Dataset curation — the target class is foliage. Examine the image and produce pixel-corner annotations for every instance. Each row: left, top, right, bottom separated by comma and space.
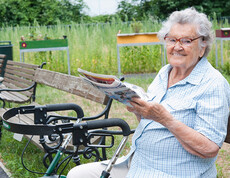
0, 0, 86, 27
121, 46, 162, 74
149, 0, 230, 20
221, 62, 230, 76
84, 14, 117, 23
0, 0, 230, 27
130, 19, 143, 33
117, 0, 230, 22
117, 0, 138, 21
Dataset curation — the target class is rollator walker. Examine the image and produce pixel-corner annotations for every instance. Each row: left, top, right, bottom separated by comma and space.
2, 103, 132, 178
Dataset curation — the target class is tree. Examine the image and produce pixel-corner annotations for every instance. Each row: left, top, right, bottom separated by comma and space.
117, 0, 138, 21
57, 0, 86, 24
117, 0, 230, 21
0, 0, 86, 27
149, 0, 230, 19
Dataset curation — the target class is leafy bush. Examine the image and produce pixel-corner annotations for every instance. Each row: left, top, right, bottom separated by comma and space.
221, 62, 230, 75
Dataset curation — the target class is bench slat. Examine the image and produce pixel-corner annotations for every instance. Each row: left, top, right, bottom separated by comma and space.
5, 67, 35, 80
3, 77, 33, 90
0, 55, 6, 77
0, 57, 5, 75
8, 91, 30, 101
0, 91, 29, 103
6, 64, 37, 75
34, 68, 109, 105
7, 60, 39, 69
4, 73, 34, 86
0, 82, 32, 97
0, 54, 6, 59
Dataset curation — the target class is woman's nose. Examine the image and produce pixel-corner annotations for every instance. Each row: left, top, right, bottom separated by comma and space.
173, 41, 183, 50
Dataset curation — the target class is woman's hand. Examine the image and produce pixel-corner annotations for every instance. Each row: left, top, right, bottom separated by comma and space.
127, 97, 173, 125
126, 103, 141, 122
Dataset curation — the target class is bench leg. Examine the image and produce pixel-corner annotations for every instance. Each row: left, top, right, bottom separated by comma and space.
0, 98, 5, 108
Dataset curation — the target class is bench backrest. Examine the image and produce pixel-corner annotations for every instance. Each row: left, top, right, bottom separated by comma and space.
0, 54, 6, 76
34, 68, 109, 105
2, 60, 40, 100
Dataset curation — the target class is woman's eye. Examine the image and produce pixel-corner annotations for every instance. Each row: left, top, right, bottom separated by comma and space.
182, 39, 192, 44
169, 38, 176, 42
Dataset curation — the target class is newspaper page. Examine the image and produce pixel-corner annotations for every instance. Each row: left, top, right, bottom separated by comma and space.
78, 68, 148, 107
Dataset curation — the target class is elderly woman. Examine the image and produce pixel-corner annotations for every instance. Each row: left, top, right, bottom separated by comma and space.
67, 7, 230, 178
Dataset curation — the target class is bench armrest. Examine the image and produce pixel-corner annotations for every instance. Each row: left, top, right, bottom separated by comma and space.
0, 82, 36, 92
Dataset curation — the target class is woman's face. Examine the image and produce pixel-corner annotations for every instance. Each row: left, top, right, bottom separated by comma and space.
166, 23, 206, 71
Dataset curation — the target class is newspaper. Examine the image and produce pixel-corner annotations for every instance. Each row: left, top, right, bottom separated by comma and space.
78, 68, 148, 107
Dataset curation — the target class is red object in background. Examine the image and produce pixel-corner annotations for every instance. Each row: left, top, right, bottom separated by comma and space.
21, 42, 27, 48
216, 28, 230, 38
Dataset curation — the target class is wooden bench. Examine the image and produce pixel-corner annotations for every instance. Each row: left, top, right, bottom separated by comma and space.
0, 67, 112, 161
0, 54, 6, 81
0, 60, 44, 107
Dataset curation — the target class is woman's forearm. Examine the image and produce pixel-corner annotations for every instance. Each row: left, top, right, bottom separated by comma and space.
162, 118, 219, 158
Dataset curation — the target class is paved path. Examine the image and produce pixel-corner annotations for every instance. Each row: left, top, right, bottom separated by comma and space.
0, 161, 10, 178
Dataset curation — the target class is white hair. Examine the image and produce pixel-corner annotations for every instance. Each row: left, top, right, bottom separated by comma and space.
157, 7, 214, 57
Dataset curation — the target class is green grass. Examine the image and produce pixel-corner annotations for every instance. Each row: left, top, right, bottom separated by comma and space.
0, 130, 47, 177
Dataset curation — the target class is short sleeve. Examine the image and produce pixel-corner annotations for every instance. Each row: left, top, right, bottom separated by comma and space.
195, 77, 230, 147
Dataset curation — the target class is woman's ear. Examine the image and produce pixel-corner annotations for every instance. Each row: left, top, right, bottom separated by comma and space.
199, 42, 207, 58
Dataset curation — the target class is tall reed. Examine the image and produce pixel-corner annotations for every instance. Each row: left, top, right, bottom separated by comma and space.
0, 16, 229, 75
